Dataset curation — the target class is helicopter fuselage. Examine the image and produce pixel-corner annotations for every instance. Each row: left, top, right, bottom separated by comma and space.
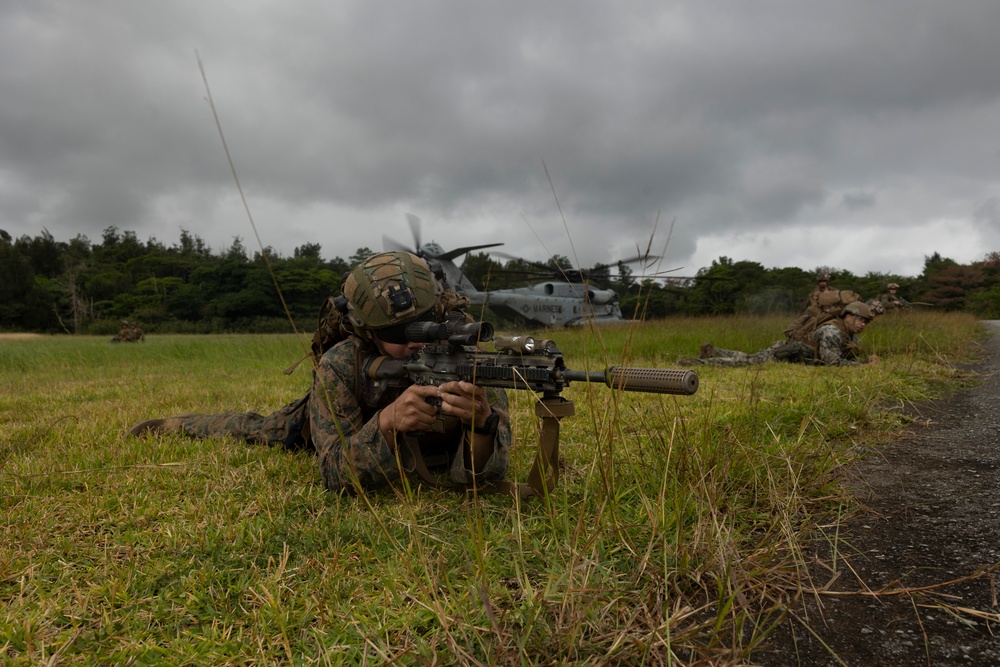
393, 224, 631, 328
466, 282, 624, 327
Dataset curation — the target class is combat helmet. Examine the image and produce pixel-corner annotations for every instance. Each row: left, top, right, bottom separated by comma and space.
816, 271, 831, 283
887, 282, 899, 290
340, 251, 437, 340
841, 301, 873, 320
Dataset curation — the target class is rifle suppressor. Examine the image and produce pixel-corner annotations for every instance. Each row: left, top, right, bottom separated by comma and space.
563, 367, 699, 395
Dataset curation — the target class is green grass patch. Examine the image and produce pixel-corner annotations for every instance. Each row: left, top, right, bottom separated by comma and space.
0, 312, 983, 664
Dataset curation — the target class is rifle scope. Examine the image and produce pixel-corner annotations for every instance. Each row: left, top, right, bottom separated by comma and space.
404, 320, 495, 346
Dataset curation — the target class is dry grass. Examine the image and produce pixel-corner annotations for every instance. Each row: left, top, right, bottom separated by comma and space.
0, 333, 45, 341
0, 312, 983, 665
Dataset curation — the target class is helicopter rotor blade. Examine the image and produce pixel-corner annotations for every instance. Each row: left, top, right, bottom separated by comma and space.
405, 213, 422, 252
489, 250, 662, 273
382, 234, 416, 255
488, 251, 550, 269
384, 215, 504, 264
436, 243, 505, 262
616, 253, 662, 266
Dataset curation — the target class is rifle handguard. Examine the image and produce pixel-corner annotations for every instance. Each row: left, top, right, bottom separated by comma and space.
564, 367, 699, 395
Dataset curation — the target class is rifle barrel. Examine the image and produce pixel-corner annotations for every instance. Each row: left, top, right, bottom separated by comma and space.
563, 367, 699, 395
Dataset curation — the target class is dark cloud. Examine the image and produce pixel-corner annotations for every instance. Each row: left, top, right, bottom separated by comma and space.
842, 192, 877, 211
2, 0, 999, 276
974, 198, 1000, 228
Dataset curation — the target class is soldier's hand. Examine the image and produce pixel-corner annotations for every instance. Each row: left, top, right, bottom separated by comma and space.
866, 354, 880, 365
380, 385, 440, 433
437, 381, 492, 428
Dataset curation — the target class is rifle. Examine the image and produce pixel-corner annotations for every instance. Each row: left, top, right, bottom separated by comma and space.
361, 319, 699, 499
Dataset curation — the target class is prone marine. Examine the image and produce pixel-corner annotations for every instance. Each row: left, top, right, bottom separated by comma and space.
694, 301, 878, 367
129, 251, 510, 494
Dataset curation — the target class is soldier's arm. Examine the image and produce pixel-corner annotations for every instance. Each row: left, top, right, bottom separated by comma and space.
440, 385, 511, 484
309, 343, 404, 493
481, 388, 512, 479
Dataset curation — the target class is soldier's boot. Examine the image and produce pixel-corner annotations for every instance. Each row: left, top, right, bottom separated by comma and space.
699, 342, 716, 359
128, 415, 193, 437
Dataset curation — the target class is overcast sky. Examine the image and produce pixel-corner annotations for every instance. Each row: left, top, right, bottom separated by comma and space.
3, 1, 1000, 279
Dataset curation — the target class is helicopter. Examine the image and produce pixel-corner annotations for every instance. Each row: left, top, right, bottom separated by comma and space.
383, 215, 658, 327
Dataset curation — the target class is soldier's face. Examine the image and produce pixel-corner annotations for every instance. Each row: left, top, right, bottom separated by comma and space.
373, 335, 424, 359
846, 314, 870, 334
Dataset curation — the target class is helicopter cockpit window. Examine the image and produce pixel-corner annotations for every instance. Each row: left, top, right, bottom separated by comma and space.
545, 283, 554, 295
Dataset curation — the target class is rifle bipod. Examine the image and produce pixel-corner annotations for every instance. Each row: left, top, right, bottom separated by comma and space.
522, 393, 574, 499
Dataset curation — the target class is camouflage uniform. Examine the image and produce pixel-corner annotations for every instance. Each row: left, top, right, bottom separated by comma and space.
877, 290, 909, 310
112, 320, 145, 343
164, 336, 511, 493
811, 321, 864, 366
698, 319, 865, 367
696, 339, 812, 366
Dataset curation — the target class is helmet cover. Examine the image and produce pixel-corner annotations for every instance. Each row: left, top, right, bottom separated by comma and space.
342, 252, 436, 330
841, 301, 873, 319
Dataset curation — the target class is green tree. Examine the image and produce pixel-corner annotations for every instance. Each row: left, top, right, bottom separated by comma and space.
294, 243, 323, 261
921, 264, 984, 310
0, 231, 41, 329
686, 257, 767, 315
348, 247, 375, 266
460, 252, 505, 291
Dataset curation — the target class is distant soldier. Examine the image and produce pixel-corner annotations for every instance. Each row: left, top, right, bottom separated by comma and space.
695, 301, 878, 367
807, 272, 834, 314
782, 273, 842, 339
112, 320, 144, 343
877, 283, 909, 311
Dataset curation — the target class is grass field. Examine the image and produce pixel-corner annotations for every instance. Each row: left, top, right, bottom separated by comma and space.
0, 312, 983, 665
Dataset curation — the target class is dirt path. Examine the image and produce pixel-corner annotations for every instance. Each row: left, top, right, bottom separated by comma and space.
753, 321, 1000, 666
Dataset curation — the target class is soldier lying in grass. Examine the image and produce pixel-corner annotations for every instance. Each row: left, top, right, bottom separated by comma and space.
692, 301, 879, 367
130, 251, 511, 494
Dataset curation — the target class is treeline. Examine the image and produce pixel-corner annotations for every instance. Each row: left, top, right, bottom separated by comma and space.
0, 227, 364, 335
460, 250, 1000, 321
3, 226, 1000, 334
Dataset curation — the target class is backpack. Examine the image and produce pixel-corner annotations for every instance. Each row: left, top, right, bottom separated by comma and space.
784, 289, 861, 343
282, 296, 348, 375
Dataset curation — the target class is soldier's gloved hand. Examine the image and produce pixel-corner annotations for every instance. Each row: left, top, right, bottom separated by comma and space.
380, 385, 440, 434
866, 354, 880, 365
437, 381, 492, 429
